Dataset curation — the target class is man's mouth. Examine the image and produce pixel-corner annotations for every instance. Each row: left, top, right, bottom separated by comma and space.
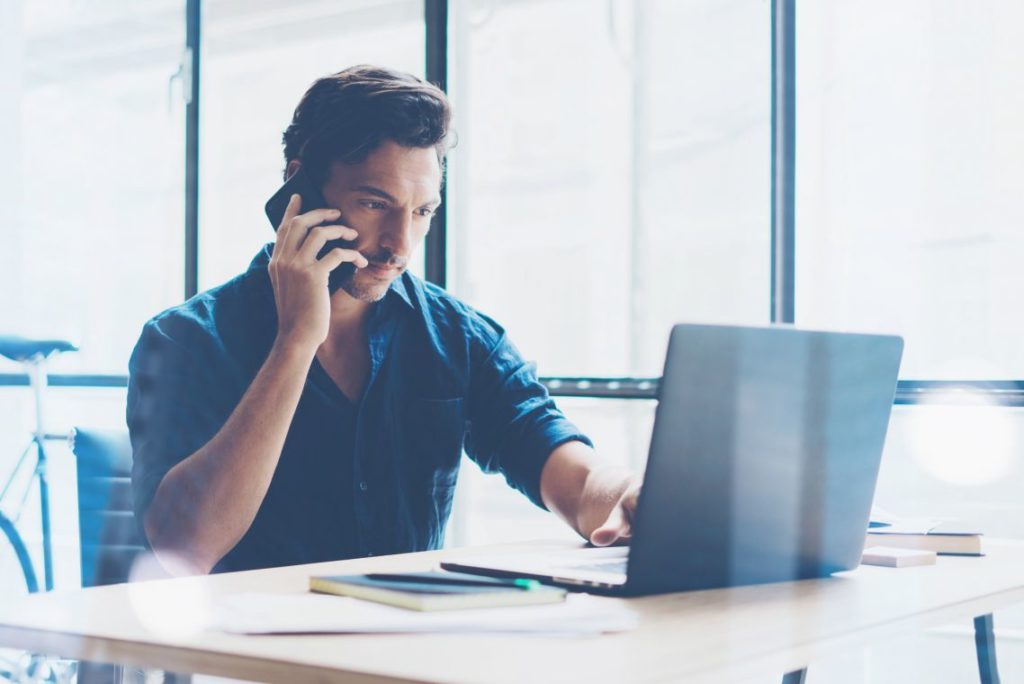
365, 262, 400, 277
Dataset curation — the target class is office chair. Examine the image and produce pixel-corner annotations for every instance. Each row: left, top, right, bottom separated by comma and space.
69, 427, 147, 587
69, 428, 156, 684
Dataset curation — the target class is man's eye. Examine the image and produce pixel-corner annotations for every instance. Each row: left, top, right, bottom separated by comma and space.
416, 207, 437, 217
361, 200, 387, 210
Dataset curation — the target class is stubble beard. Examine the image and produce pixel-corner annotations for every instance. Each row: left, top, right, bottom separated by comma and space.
334, 269, 391, 303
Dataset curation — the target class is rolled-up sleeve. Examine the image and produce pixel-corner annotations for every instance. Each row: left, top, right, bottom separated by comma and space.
126, 318, 231, 541
463, 316, 593, 510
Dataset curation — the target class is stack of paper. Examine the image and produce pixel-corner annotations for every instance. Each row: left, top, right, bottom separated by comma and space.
211, 592, 638, 636
861, 546, 937, 568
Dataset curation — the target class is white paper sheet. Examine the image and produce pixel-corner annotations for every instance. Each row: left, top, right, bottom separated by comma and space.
210, 592, 638, 636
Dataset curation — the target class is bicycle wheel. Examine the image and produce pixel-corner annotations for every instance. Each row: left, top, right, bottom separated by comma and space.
0, 512, 39, 594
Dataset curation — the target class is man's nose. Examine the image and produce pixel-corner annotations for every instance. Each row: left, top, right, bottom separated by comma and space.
380, 211, 414, 257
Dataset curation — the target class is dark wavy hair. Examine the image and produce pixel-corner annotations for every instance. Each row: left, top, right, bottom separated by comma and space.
282, 65, 453, 186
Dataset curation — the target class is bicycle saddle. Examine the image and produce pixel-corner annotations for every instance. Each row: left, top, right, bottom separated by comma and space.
0, 336, 79, 362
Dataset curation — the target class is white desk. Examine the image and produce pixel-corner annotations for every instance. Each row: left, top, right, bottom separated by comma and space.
1, 539, 1022, 683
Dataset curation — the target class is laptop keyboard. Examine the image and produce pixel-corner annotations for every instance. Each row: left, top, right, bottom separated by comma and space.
566, 558, 628, 575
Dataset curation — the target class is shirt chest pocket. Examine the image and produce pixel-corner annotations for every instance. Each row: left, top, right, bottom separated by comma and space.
398, 396, 466, 487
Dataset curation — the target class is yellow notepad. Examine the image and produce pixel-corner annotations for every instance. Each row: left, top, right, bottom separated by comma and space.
309, 571, 567, 611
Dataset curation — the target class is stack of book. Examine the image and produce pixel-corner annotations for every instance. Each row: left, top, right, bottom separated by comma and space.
866, 518, 982, 556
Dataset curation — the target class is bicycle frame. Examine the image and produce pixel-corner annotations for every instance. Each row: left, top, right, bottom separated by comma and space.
0, 510, 37, 593
0, 355, 71, 593
0, 434, 65, 593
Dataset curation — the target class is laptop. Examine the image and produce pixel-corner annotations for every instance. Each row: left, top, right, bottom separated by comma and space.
442, 323, 904, 596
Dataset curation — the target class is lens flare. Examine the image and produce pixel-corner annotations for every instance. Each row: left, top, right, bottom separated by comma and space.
906, 391, 1015, 486
126, 552, 211, 641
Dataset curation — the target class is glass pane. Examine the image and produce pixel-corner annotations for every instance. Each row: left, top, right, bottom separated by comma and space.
198, 0, 426, 290
448, 0, 770, 377
795, 1, 1024, 379
878, 405, 1024, 536
0, 0, 186, 374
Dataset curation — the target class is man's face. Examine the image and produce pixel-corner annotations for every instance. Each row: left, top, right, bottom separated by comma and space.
320, 140, 442, 302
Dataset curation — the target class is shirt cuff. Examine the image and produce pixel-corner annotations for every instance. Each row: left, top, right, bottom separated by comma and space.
508, 421, 594, 511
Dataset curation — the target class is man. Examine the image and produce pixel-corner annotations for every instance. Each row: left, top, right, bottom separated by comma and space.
128, 65, 639, 575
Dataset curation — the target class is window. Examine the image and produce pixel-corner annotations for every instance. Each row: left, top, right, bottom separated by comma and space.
198, 0, 426, 289
0, 0, 186, 375
447, 0, 770, 378
795, 1, 1024, 379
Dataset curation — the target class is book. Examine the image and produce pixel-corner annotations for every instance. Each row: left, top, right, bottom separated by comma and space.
866, 519, 983, 556
861, 546, 937, 568
309, 571, 567, 612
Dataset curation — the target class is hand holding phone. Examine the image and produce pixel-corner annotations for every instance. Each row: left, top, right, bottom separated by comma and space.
265, 174, 368, 350
265, 167, 362, 290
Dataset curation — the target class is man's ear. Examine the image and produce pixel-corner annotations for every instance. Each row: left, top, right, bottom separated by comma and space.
285, 159, 301, 180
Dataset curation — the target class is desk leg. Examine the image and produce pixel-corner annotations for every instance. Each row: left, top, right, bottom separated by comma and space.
781, 668, 807, 684
76, 663, 192, 683
781, 614, 999, 684
974, 613, 1001, 684
76, 661, 120, 683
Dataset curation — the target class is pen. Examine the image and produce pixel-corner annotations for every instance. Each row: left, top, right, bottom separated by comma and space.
366, 572, 541, 590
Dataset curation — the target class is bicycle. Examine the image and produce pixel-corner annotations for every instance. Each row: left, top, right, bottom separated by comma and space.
0, 335, 78, 595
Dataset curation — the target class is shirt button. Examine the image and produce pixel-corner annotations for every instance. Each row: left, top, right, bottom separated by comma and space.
359, 481, 369, 492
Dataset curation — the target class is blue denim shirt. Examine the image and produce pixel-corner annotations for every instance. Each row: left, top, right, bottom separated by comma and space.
127, 245, 591, 572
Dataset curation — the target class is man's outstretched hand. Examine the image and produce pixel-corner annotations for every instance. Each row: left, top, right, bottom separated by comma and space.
589, 479, 641, 547
538, 442, 642, 548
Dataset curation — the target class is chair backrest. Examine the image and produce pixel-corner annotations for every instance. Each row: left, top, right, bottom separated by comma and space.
71, 427, 147, 587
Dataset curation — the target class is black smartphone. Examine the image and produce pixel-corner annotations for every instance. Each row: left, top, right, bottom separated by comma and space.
264, 167, 357, 289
